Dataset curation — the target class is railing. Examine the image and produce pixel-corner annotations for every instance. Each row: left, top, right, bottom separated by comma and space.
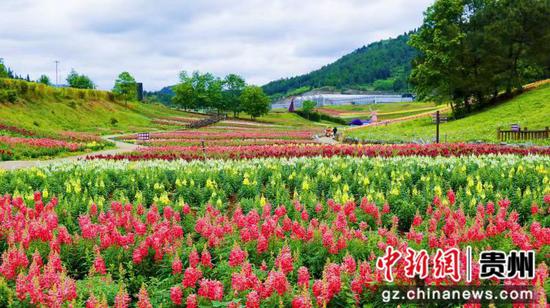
497, 127, 549, 141
186, 115, 226, 129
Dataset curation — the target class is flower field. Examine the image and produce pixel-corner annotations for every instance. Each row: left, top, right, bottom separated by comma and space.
0, 154, 548, 307
89, 143, 550, 161
0, 122, 111, 161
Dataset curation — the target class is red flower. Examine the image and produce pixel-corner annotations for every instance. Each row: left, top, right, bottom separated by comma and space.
182, 266, 202, 288
186, 294, 197, 308
170, 286, 183, 306
297, 266, 310, 288
201, 248, 213, 268
189, 248, 200, 268
172, 255, 183, 274
228, 245, 246, 267
246, 290, 260, 308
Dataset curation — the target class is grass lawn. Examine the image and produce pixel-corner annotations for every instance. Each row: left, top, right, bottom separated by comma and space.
345, 84, 550, 144
238, 110, 337, 128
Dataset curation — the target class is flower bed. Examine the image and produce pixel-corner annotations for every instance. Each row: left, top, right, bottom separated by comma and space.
88, 143, 550, 161
0, 155, 548, 306
118, 130, 316, 141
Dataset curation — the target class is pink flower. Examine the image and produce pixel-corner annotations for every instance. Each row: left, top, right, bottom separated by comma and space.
170, 286, 183, 306
182, 267, 203, 288
297, 266, 310, 288
201, 248, 213, 268
186, 294, 198, 308
228, 245, 246, 267
172, 255, 183, 274
189, 248, 200, 268
246, 290, 260, 308
137, 286, 152, 308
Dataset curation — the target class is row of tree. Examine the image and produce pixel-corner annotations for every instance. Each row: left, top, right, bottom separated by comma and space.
1, 59, 140, 101
410, 0, 550, 116
172, 71, 270, 118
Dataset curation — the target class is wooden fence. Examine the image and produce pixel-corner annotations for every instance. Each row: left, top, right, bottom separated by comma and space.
497, 127, 549, 141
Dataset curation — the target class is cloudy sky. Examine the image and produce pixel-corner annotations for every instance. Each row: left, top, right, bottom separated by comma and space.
0, 0, 432, 91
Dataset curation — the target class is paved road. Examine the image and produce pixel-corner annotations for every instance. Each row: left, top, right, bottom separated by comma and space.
0, 135, 141, 171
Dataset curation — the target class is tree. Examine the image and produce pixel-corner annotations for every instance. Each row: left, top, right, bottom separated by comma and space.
113, 72, 138, 101
38, 75, 50, 85
301, 100, 317, 120
172, 71, 223, 112
240, 86, 270, 119
410, 0, 550, 116
0, 59, 8, 78
66, 69, 95, 89
222, 74, 246, 116
172, 71, 195, 110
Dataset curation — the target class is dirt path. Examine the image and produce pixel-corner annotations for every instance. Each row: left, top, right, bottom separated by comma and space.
315, 136, 339, 145
0, 135, 141, 171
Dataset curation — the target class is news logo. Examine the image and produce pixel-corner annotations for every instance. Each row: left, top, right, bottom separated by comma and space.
376, 246, 535, 282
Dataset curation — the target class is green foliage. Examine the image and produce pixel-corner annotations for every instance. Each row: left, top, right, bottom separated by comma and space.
112, 72, 138, 101
263, 33, 416, 96
66, 69, 95, 89
346, 83, 550, 145
0, 77, 199, 135
0, 89, 17, 103
240, 85, 270, 119
301, 100, 317, 114
38, 74, 50, 85
172, 71, 223, 112
410, 0, 550, 115
0, 59, 8, 79
222, 74, 246, 116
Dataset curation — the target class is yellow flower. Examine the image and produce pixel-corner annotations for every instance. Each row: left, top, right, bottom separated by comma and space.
243, 177, 250, 186
260, 195, 267, 207
434, 185, 442, 197
42, 188, 49, 199
302, 180, 309, 191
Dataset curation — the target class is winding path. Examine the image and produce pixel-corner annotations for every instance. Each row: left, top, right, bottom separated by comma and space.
0, 135, 141, 171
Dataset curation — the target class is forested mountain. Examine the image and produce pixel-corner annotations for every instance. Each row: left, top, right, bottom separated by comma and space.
262, 32, 417, 97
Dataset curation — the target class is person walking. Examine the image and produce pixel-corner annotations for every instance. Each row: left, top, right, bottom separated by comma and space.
332, 127, 338, 139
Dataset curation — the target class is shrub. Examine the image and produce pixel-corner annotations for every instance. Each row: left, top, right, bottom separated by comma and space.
0, 89, 17, 103
110, 118, 118, 126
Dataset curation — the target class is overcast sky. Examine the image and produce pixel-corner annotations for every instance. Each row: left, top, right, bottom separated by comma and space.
0, 0, 433, 91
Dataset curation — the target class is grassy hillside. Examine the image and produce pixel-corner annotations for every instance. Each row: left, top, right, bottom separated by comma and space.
345, 83, 550, 144
0, 78, 197, 136
262, 32, 416, 97
317, 102, 444, 121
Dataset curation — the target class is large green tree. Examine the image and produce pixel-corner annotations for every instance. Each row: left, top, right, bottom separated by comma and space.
66, 69, 95, 89
410, 0, 550, 116
240, 85, 270, 119
113, 72, 138, 101
222, 74, 246, 116
172, 71, 223, 112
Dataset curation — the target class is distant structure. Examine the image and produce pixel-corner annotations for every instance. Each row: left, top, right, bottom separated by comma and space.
136, 82, 143, 101
272, 93, 414, 109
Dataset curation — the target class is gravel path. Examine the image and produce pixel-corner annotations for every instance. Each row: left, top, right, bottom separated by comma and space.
0, 135, 141, 171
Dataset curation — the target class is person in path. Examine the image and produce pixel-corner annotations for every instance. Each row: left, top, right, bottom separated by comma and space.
332, 127, 338, 139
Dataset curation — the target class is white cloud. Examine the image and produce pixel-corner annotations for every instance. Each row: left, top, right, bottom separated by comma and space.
0, 0, 432, 90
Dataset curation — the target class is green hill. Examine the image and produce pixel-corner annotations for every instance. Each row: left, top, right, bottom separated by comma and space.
0, 78, 197, 136
262, 32, 416, 97
345, 82, 550, 145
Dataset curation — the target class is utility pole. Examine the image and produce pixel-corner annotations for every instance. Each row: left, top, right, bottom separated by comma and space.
54, 60, 59, 86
